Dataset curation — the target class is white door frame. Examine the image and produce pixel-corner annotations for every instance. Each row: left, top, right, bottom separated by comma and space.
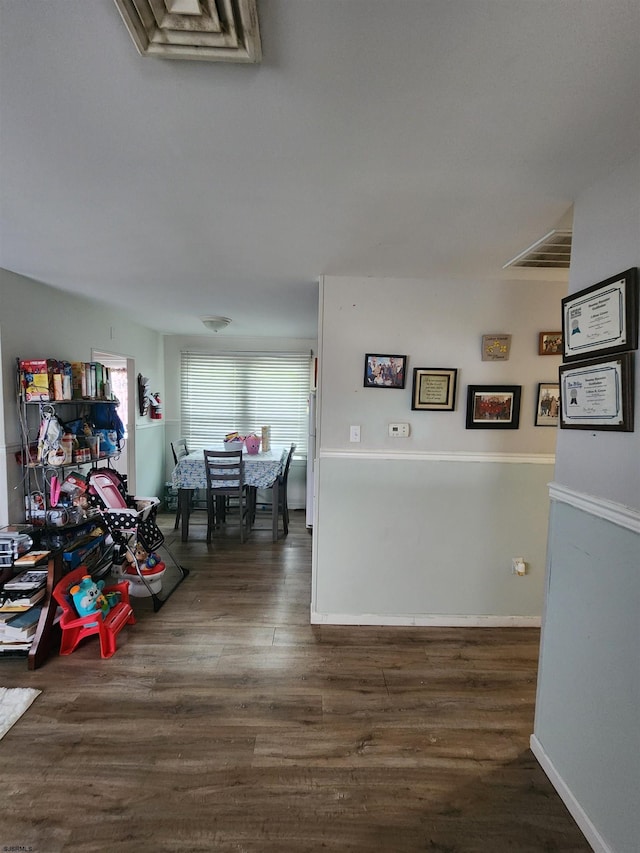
92, 350, 136, 494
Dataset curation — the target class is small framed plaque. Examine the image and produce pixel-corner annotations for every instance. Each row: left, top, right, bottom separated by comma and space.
482, 334, 512, 361
538, 332, 563, 355
559, 353, 634, 431
561, 268, 638, 362
411, 368, 458, 411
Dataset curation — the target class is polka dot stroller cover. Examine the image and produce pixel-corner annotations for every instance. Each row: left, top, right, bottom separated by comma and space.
86, 469, 188, 610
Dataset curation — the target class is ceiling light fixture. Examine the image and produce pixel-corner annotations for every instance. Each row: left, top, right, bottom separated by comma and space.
201, 316, 232, 333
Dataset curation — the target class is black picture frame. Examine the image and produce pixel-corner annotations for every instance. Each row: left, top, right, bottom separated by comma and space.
411, 368, 458, 411
535, 382, 560, 427
561, 268, 638, 362
466, 385, 521, 429
559, 352, 634, 431
363, 354, 407, 388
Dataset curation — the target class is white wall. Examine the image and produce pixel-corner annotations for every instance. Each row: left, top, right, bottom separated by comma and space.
0, 269, 166, 524
532, 154, 640, 853
313, 274, 566, 625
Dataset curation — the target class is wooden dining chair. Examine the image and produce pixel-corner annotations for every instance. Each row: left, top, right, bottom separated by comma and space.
171, 439, 190, 529
278, 443, 296, 535
248, 443, 296, 539
203, 449, 252, 543
171, 438, 189, 466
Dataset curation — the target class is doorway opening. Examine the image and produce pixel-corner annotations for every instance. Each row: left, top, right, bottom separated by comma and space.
92, 350, 136, 494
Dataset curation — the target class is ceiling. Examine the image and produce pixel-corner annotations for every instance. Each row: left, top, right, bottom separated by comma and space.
1, 1, 639, 339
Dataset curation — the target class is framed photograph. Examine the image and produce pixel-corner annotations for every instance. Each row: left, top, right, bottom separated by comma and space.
363, 354, 407, 388
535, 382, 560, 426
411, 368, 458, 411
539, 332, 563, 355
482, 334, 512, 361
466, 385, 521, 429
559, 353, 634, 431
561, 268, 638, 362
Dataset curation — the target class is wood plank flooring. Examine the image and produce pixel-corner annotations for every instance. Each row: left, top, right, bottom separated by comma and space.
0, 511, 591, 852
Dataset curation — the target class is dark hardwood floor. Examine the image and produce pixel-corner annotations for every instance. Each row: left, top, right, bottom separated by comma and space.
0, 510, 590, 852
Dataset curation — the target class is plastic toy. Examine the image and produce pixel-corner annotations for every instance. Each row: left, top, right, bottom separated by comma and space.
53, 566, 134, 659
70, 574, 120, 619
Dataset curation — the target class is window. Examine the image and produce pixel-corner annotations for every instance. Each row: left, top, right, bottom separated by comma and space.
109, 367, 129, 436
180, 352, 311, 455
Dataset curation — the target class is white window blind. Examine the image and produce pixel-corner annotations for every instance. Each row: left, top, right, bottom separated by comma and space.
180, 351, 310, 455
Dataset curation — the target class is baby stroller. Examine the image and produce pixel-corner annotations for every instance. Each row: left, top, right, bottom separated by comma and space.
86, 468, 188, 612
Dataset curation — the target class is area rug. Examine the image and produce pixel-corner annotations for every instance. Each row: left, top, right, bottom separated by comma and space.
0, 687, 41, 740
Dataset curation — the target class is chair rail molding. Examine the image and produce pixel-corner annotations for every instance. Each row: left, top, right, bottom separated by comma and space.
548, 481, 640, 534
320, 449, 555, 465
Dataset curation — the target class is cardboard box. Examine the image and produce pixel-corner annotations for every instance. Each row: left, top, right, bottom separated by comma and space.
20, 359, 50, 401
71, 362, 87, 398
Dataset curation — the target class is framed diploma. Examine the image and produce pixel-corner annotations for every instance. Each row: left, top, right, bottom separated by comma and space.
411, 368, 458, 411
559, 353, 634, 431
561, 268, 638, 362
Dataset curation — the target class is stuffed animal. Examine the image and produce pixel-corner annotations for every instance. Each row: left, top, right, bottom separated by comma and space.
124, 543, 161, 570
70, 574, 120, 619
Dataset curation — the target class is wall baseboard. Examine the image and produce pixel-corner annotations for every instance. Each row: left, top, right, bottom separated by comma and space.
549, 482, 640, 534
310, 611, 540, 627
530, 735, 611, 853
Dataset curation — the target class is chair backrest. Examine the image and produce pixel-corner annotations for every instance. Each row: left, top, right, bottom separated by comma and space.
280, 443, 296, 486
171, 438, 189, 465
203, 449, 245, 495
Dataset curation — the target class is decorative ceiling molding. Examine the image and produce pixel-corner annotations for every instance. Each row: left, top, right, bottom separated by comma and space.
114, 0, 261, 62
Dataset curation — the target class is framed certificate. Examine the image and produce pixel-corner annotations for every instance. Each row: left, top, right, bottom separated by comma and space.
559, 353, 634, 431
411, 368, 457, 411
561, 268, 638, 362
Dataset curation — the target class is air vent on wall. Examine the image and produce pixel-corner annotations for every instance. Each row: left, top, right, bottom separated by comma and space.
502, 229, 572, 270
114, 0, 261, 63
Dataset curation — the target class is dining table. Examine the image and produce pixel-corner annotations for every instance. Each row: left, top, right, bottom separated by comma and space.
171, 445, 287, 542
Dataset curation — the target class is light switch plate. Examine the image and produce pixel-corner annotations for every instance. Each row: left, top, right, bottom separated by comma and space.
350, 425, 361, 442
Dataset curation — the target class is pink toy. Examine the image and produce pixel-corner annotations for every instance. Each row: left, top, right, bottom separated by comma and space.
245, 435, 261, 455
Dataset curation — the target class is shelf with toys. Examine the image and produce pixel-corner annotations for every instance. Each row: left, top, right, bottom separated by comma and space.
17, 357, 126, 532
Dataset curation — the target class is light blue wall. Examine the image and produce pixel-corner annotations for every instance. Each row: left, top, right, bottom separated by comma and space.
535, 501, 639, 852
533, 153, 640, 853
314, 455, 554, 621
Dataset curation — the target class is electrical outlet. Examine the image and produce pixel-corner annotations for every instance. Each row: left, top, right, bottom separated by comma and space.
388, 422, 410, 437
350, 425, 361, 442
512, 557, 526, 576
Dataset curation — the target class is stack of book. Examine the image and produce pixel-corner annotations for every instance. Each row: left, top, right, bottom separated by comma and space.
0, 567, 48, 656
